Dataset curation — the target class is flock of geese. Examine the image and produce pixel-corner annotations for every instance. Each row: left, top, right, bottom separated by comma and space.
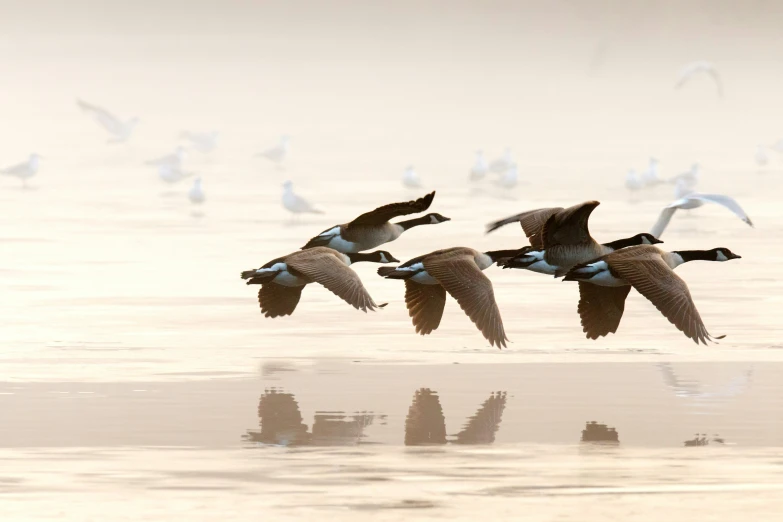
241, 192, 742, 348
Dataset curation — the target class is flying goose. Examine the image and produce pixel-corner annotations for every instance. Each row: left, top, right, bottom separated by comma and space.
486, 201, 661, 276
282, 181, 323, 217
76, 99, 139, 143
241, 247, 398, 317
675, 61, 723, 98
650, 192, 753, 238
377, 247, 518, 348
256, 135, 290, 166
1, 153, 41, 188
470, 150, 489, 181
563, 245, 741, 344
301, 191, 449, 253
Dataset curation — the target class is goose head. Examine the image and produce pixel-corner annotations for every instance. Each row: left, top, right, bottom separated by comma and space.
709, 247, 741, 261
348, 250, 400, 264
634, 233, 663, 245
425, 213, 451, 224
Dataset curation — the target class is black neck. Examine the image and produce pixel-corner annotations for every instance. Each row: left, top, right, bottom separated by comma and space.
398, 215, 432, 230
672, 250, 715, 263
484, 249, 526, 262
347, 252, 379, 263
602, 235, 643, 250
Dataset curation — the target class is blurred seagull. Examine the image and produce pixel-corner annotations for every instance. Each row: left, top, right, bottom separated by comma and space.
402, 165, 422, 188
180, 131, 219, 154
641, 157, 663, 186
146, 146, 186, 169
755, 145, 769, 167
157, 164, 194, 184
256, 135, 290, 166
650, 191, 753, 238
668, 163, 700, 189
76, 99, 139, 143
1, 153, 41, 188
470, 150, 489, 181
771, 139, 783, 154
188, 177, 205, 204
489, 148, 514, 174
282, 180, 323, 217
495, 164, 519, 189
625, 168, 644, 194
675, 61, 723, 98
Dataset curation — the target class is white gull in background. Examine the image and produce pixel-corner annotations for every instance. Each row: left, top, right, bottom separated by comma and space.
469, 150, 489, 181
402, 165, 422, 188
641, 157, 663, 186
188, 177, 205, 204
256, 135, 290, 166
157, 164, 194, 184
668, 163, 700, 189
771, 139, 783, 154
146, 146, 187, 169
489, 148, 514, 174
650, 188, 753, 238
180, 131, 219, 154
625, 168, 644, 195
76, 99, 139, 143
494, 164, 519, 189
282, 180, 323, 217
1, 153, 41, 188
675, 61, 723, 98
755, 145, 768, 167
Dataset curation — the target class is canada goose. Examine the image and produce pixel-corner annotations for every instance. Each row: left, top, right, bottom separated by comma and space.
470, 150, 488, 181
650, 192, 753, 238
563, 245, 740, 344
255, 135, 290, 166
486, 201, 662, 276
282, 180, 323, 217
76, 99, 139, 143
241, 247, 398, 317
302, 191, 449, 253
377, 247, 518, 348
188, 177, 205, 204
675, 61, 723, 98
1, 153, 41, 188
402, 165, 422, 188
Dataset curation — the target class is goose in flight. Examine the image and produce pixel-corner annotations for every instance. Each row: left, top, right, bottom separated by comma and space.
76, 99, 139, 143
241, 247, 397, 317
650, 192, 753, 238
675, 61, 723, 98
1, 153, 41, 188
302, 191, 449, 253
564, 245, 741, 344
486, 201, 661, 277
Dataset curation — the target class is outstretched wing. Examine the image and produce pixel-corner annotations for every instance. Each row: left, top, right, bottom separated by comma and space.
404, 280, 447, 335
485, 207, 563, 248
287, 252, 378, 312
424, 253, 508, 348
257, 284, 304, 318
690, 193, 753, 227
541, 201, 600, 248
577, 283, 632, 339
650, 205, 679, 238
349, 191, 435, 226
77, 99, 123, 135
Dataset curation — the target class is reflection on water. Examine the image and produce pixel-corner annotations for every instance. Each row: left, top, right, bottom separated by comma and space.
684, 433, 726, 447
581, 421, 619, 443
658, 363, 754, 400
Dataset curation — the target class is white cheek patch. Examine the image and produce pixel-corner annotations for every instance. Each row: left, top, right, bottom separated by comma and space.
430, 215, 438, 224
642, 237, 652, 244
257, 263, 287, 274
716, 251, 728, 261
379, 253, 388, 263
319, 226, 341, 237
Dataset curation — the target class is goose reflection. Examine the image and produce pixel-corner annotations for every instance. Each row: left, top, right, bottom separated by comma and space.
581, 421, 619, 443
405, 388, 507, 446
244, 388, 382, 447
658, 363, 753, 400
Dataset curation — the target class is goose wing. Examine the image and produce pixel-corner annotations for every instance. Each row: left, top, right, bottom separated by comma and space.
404, 280, 447, 335
541, 201, 600, 247
287, 252, 378, 312
349, 191, 435, 226
257, 284, 304, 318
485, 207, 563, 248
608, 251, 720, 345
688, 193, 753, 227
577, 283, 632, 339
423, 252, 508, 348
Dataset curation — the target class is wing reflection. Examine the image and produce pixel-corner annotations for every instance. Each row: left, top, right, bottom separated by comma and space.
658, 363, 753, 399
452, 391, 507, 444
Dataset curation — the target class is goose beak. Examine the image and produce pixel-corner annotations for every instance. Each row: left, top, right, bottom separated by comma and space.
729, 253, 742, 260
652, 237, 664, 244
388, 255, 400, 263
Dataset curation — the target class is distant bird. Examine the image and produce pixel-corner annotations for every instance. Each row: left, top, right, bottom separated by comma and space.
625, 169, 644, 194
157, 164, 194, 184
675, 61, 723, 98
495, 164, 519, 189
241, 247, 397, 317
650, 192, 753, 238
378, 247, 518, 348
564, 245, 741, 344
641, 157, 663, 186
188, 177, 205, 204
76, 99, 139, 143
489, 148, 514, 174
255, 135, 290, 166
180, 131, 219, 154
402, 165, 422, 188
755, 145, 768, 167
146, 146, 186, 169
469, 150, 489, 181
1, 153, 41, 188
771, 139, 783, 154
486, 201, 661, 277
282, 180, 323, 217
668, 163, 700, 190
302, 191, 450, 253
